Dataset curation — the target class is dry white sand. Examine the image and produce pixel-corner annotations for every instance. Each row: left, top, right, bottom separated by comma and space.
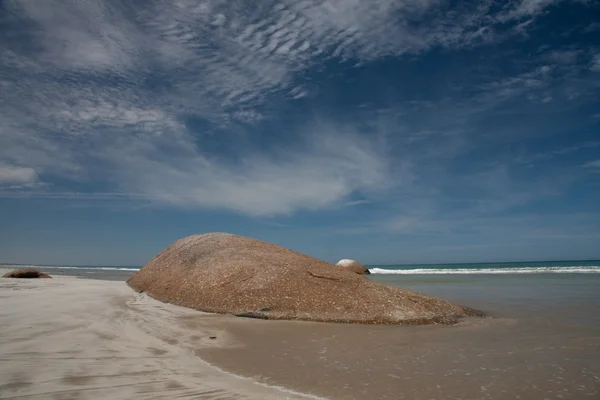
0, 270, 321, 400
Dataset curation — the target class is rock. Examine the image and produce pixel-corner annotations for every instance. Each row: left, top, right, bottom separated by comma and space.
2, 268, 52, 279
336, 259, 370, 275
127, 233, 482, 324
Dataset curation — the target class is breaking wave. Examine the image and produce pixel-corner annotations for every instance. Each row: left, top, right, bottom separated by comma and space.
369, 266, 600, 275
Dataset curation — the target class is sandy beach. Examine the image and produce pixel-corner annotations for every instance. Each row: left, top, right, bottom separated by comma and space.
0, 270, 319, 400
2, 268, 599, 399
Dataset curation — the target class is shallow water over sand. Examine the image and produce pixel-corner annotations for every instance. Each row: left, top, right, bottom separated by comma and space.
196, 273, 600, 399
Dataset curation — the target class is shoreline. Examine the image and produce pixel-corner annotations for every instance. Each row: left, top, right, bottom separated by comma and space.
2, 268, 599, 399
0, 271, 322, 400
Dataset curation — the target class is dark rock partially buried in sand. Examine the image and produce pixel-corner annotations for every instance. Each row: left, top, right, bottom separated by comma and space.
127, 233, 483, 324
2, 268, 52, 279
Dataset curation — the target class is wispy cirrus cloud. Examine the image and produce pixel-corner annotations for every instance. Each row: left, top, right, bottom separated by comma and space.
0, 0, 597, 218
101, 126, 394, 215
0, 126, 394, 215
497, 0, 561, 22
584, 160, 600, 168
590, 54, 600, 71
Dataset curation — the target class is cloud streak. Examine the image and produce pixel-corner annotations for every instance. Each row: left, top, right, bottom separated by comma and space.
0, 164, 39, 188
0, 0, 597, 217
101, 127, 393, 215
584, 160, 600, 168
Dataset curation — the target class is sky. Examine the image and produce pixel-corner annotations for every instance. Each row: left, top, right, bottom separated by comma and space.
1, 0, 599, 266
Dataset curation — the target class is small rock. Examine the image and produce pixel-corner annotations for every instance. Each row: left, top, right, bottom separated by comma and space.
336, 259, 370, 275
2, 268, 52, 279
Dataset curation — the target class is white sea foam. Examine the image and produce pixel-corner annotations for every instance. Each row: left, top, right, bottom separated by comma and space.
369, 266, 600, 275
1, 265, 140, 272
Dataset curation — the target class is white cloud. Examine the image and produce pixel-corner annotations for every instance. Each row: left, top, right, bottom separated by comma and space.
4, 0, 555, 119
0, 165, 38, 188
472, 65, 553, 108
545, 49, 581, 65
590, 54, 600, 71
583, 160, 600, 168
100, 127, 394, 216
498, 0, 561, 21
542, 95, 553, 103
584, 22, 600, 33
0, 0, 586, 215
14, 0, 138, 72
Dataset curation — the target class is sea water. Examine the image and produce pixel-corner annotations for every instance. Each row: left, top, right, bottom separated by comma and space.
370, 262, 600, 328
5, 259, 599, 275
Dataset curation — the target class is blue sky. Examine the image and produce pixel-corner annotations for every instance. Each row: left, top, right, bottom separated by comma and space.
1, 0, 599, 266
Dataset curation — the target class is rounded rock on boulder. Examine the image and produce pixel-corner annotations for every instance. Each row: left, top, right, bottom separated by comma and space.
336, 259, 370, 275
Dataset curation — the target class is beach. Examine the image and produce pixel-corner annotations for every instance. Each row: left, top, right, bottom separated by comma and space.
1, 266, 599, 399
0, 270, 318, 400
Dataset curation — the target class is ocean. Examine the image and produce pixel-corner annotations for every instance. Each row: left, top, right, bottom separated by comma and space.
4, 259, 600, 276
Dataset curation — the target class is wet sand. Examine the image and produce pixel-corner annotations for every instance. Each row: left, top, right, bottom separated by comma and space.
35, 266, 134, 281
196, 315, 600, 399
193, 274, 600, 399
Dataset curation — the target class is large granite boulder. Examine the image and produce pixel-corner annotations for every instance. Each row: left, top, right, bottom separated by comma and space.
127, 233, 482, 324
336, 259, 370, 275
3, 268, 52, 279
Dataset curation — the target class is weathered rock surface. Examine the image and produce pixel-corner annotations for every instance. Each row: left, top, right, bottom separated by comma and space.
336, 259, 370, 275
3, 268, 52, 279
127, 233, 482, 324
